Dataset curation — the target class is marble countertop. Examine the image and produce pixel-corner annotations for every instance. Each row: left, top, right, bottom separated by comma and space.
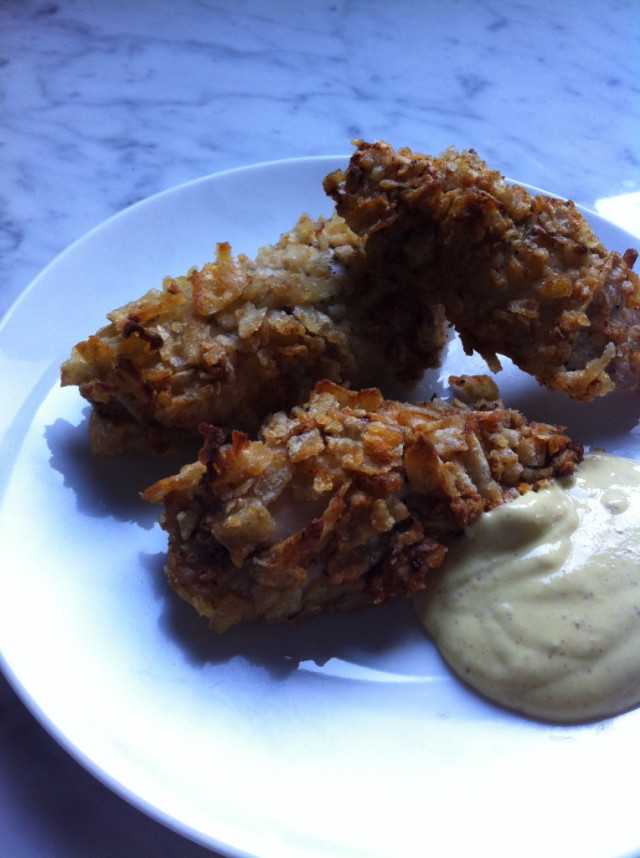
1, 1, 639, 856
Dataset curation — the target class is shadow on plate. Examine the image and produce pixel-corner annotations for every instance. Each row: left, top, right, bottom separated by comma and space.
500, 385, 640, 453
46, 414, 430, 680
45, 386, 640, 693
140, 550, 424, 679
45, 412, 200, 529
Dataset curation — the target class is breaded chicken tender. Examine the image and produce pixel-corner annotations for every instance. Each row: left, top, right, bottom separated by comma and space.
143, 381, 582, 632
61, 213, 446, 454
324, 140, 640, 401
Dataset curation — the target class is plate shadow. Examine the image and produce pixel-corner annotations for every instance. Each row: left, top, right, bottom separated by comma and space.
140, 550, 423, 680
45, 412, 200, 529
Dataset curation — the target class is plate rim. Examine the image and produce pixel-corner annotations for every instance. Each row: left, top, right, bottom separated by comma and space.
1, 155, 640, 858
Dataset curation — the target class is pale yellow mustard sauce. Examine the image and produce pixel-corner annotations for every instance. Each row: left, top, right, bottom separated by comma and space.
414, 452, 640, 722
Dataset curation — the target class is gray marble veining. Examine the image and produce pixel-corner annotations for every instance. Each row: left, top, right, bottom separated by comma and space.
1, 0, 639, 856
2, 0, 639, 322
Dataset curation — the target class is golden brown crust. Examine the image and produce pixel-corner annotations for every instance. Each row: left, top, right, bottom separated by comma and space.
61, 213, 446, 454
447, 374, 500, 405
324, 140, 640, 401
143, 381, 583, 632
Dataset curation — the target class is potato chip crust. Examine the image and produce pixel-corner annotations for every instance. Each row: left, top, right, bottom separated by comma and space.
61, 213, 446, 454
143, 381, 582, 632
324, 140, 640, 401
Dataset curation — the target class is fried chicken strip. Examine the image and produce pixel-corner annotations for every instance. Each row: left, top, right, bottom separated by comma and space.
143, 380, 582, 632
324, 140, 640, 401
61, 213, 445, 454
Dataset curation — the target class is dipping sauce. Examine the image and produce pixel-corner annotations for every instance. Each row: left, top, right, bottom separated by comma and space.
414, 452, 640, 722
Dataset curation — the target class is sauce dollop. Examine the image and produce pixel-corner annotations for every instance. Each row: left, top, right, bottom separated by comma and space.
414, 453, 640, 722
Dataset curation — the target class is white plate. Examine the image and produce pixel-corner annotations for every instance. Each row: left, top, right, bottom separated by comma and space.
2, 157, 640, 858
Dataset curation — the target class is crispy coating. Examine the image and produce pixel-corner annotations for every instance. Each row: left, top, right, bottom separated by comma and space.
143, 380, 582, 632
447, 374, 500, 405
324, 140, 640, 401
61, 213, 446, 454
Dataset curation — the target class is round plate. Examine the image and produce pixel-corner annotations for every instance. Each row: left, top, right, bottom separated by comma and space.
1, 157, 640, 858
